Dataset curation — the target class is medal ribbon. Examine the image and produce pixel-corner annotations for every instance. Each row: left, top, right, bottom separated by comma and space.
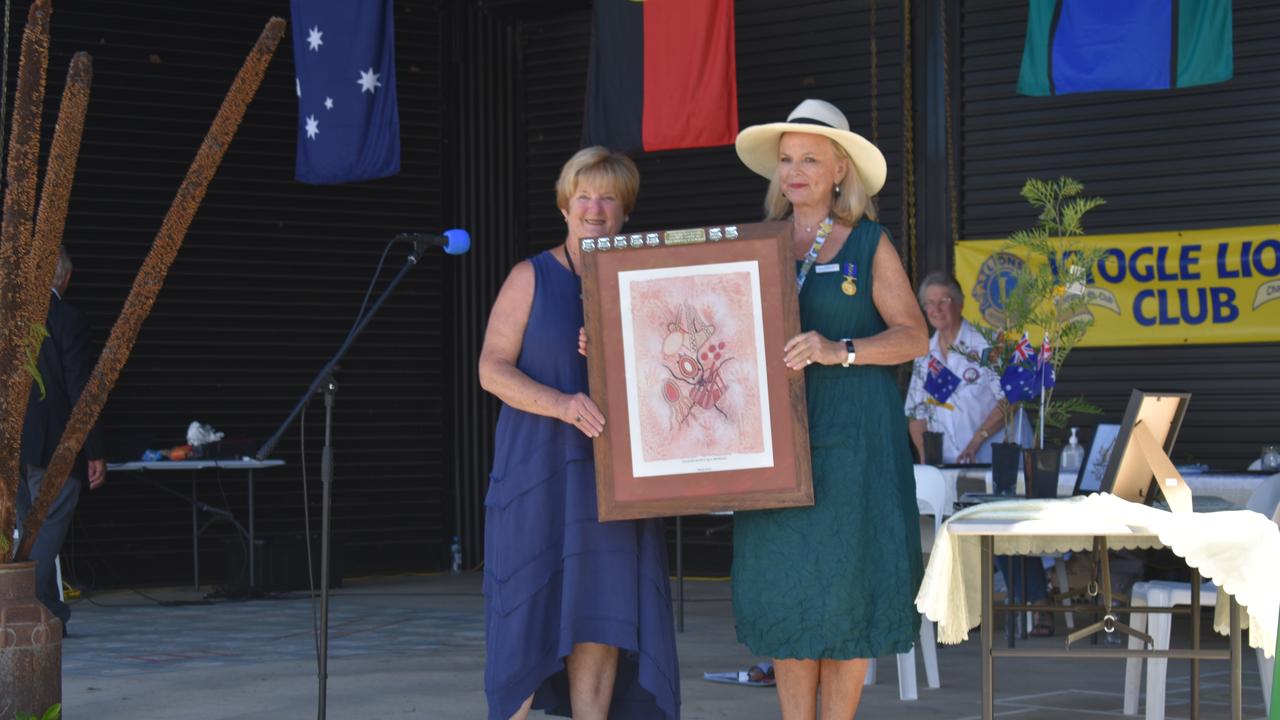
795, 216, 834, 292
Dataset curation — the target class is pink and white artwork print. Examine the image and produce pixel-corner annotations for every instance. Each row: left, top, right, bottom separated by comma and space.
618, 261, 774, 477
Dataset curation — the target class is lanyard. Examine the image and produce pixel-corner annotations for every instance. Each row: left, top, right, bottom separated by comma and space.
795, 217, 834, 292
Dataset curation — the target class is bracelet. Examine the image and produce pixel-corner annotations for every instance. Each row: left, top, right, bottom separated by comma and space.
978, 428, 991, 440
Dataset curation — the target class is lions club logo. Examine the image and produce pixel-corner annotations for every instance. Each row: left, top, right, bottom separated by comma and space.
972, 252, 1024, 327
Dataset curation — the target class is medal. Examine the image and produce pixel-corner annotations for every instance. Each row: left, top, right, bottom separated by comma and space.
841, 262, 858, 296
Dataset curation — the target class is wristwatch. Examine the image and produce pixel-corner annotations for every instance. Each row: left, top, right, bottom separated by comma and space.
841, 338, 856, 367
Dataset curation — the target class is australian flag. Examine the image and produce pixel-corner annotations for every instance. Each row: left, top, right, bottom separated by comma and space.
1002, 364, 1039, 403
1012, 332, 1033, 362
1002, 332, 1055, 402
1037, 332, 1056, 389
924, 356, 962, 405
292, 0, 400, 184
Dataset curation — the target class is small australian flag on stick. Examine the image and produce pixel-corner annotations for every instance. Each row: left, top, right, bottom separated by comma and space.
925, 355, 961, 408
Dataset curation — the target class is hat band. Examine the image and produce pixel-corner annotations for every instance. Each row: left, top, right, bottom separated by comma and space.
789, 116, 838, 129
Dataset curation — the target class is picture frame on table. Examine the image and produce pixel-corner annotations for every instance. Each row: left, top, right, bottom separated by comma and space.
1074, 423, 1121, 495
580, 222, 813, 521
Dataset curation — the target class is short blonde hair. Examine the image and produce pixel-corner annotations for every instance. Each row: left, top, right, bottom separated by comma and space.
555, 146, 640, 214
762, 137, 875, 226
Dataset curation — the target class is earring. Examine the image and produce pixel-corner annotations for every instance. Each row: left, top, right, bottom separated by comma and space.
834, 185, 843, 196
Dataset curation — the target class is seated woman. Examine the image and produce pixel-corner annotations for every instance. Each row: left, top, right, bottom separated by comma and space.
904, 272, 1011, 464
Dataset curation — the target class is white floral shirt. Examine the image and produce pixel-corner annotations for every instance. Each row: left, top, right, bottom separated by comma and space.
904, 320, 1011, 463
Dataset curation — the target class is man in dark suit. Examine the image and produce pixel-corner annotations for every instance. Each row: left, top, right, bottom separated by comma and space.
18, 246, 105, 633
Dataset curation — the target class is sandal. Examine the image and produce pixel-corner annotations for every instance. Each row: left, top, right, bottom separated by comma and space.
702, 663, 776, 687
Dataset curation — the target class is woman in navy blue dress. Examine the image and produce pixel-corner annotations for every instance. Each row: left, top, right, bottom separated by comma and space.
478, 147, 680, 720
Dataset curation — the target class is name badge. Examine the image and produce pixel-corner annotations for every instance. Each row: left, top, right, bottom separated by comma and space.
815, 263, 839, 274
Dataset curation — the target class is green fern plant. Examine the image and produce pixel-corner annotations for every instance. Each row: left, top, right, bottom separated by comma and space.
968, 178, 1105, 444
23, 322, 50, 399
16, 703, 61, 720
1002, 177, 1107, 447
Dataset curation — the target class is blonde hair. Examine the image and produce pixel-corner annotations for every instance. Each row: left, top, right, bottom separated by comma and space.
762, 137, 875, 225
555, 146, 640, 214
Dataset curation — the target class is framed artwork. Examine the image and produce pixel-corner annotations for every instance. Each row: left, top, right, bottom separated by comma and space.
580, 222, 813, 521
1101, 390, 1193, 511
1074, 423, 1121, 495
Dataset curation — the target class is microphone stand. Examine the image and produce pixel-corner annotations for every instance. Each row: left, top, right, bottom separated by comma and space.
256, 239, 431, 720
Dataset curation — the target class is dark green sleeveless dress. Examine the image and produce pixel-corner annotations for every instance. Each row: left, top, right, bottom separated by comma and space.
732, 219, 923, 660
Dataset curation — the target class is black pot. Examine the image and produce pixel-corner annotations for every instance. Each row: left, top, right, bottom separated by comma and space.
991, 442, 1021, 495
923, 431, 944, 466
1023, 445, 1064, 499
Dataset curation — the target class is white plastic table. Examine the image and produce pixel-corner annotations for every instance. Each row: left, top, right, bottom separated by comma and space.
107, 459, 285, 591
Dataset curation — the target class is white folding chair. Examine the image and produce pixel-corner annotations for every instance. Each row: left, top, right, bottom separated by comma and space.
1123, 474, 1280, 719
866, 465, 944, 700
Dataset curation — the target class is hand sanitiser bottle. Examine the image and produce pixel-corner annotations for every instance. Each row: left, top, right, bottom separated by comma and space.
1061, 427, 1084, 472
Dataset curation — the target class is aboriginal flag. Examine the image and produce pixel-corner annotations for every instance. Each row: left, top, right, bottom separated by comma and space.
1017, 0, 1232, 97
583, 0, 739, 153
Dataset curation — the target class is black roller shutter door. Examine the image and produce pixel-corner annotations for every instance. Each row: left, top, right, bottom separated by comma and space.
8, 0, 450, 587
956, 0, 1280, 467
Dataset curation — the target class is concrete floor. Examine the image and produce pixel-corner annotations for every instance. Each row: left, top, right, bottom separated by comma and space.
53, 573, 1270, 719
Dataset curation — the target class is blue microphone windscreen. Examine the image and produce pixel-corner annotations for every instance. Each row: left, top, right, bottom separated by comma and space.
443, 229, 470, 255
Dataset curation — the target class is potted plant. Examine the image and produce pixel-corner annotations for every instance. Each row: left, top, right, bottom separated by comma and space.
972, 177, 1105, 496
906, 396, 945, 465
968, 316, 1031, 492
0, 4, 285, 714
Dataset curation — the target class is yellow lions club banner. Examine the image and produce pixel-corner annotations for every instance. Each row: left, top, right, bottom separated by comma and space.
955, 225, 1280, 347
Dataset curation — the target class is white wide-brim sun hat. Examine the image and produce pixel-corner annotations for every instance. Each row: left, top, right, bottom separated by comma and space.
735, 99, 887, 196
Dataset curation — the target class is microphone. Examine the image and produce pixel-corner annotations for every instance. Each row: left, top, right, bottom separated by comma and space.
396, 229, 470, 255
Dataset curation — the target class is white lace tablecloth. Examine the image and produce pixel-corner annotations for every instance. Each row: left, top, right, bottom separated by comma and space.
915, 493, 1280, 657
1182, 472, 1272, 508
940, 470, 1272, 510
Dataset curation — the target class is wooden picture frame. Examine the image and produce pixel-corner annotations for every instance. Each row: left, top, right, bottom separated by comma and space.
1101, 390, 1193, 512
580, 221, 813, 521
1073, 423, 1121, 495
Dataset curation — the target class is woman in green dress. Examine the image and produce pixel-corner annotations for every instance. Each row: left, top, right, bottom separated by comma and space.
731, 99, 929, 719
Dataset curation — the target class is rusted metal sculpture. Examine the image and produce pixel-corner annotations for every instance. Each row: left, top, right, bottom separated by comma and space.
0, 0, 52, 555
0, 2, 286, 563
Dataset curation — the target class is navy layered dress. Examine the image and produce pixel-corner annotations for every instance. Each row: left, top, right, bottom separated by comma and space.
483, 250, 680, 719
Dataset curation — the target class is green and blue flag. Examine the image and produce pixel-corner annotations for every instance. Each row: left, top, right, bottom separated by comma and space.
1017, 0, 1232, 97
